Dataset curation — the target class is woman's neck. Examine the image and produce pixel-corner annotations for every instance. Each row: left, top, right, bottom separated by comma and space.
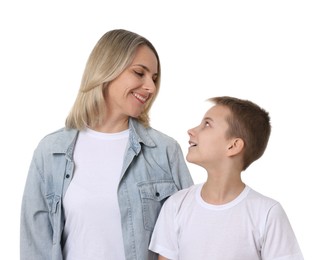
93, 117, 129, 133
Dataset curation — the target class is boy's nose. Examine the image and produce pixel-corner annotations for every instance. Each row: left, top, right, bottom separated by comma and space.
188, 127, 196, 136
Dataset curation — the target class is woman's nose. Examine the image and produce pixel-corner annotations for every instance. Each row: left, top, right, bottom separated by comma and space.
143, 78, 156, 93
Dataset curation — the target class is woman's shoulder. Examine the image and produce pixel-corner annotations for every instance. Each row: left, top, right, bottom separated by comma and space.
40, 127, 77, 142
36, 127, 78, 152
147, 126, 177, 142
131, 119, 179, 146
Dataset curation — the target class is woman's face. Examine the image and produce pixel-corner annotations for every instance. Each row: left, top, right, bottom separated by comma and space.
104, 45, 158, 121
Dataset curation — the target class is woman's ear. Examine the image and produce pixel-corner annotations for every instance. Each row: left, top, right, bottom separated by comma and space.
227, 138, 244, 156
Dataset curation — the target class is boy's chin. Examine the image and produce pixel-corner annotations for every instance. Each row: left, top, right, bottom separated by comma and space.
186, 155, 196, 164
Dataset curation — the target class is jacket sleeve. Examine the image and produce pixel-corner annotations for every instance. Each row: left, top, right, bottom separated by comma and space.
169, 141, 194, 190
20, 148, 54, 260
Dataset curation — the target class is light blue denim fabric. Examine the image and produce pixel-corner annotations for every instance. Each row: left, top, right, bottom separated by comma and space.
20, 118, 193, 260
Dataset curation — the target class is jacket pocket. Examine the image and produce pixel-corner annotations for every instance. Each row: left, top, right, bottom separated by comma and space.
46, 194, 61, 245
138, 180, 178, 231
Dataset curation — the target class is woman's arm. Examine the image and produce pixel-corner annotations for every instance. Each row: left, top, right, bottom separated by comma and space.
169, 141, 194, 189
20, 152, 53, 259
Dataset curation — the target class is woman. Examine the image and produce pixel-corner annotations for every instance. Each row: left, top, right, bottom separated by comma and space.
20, 29, 193, 260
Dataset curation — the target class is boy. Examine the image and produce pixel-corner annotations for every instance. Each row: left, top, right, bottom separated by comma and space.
149, 96, 303, 259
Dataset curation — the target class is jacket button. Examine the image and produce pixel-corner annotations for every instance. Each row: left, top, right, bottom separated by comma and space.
155, 192, 160, 197
66, 174, 70, 178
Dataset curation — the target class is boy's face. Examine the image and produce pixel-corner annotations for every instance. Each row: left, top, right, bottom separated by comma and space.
187, 105, 231, 170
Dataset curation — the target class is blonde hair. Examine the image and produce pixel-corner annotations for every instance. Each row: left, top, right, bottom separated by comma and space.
65, 29, 161, 129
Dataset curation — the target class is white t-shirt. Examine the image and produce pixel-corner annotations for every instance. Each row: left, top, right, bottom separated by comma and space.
149, 183, 303, 260
62, 128, 129, 260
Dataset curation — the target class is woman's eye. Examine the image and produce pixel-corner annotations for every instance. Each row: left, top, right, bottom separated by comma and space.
134, 71, 144, 77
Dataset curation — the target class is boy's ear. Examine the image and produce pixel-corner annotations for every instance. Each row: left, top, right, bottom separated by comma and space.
227, 138, 244, 156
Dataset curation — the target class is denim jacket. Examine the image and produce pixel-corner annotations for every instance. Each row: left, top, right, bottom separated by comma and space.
20, 118, 193, 260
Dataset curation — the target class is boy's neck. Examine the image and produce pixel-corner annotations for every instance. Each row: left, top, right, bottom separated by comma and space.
201, 172, 245, 205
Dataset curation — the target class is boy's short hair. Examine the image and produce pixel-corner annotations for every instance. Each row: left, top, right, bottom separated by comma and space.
209, 96, 271, 170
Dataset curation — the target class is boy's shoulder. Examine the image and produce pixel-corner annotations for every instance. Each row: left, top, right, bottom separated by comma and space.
248, 187, 279, 203
246, 187, 280, 210
166, 184, 200, 207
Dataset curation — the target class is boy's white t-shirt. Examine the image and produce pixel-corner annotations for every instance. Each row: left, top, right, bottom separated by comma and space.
62, 128, 129, 260
149, 183, 304, 260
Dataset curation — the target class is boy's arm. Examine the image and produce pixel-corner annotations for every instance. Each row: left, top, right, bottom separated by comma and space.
262, 203, 304, 259
149, 194, 179, 260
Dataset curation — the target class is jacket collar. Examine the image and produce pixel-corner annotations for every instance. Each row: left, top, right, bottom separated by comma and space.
128, 118, 156, 155
52, 128, 78, 160
52, 118, 156, 157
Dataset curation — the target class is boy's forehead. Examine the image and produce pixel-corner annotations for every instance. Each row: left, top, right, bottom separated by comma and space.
204, 105, 230, 119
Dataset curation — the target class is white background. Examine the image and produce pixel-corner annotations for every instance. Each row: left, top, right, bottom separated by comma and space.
1, 0, 321, 259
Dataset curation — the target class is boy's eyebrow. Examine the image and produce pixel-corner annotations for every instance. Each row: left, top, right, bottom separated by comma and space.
203, 117, 214, 122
